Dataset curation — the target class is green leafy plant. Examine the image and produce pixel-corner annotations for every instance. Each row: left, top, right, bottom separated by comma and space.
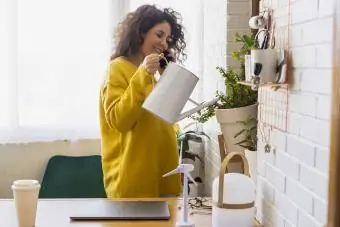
177, 129, 210, 194
177, 130, 210, 164
191, 32, 258, 123
231, 33, 257, 64
234, 116, 258, 151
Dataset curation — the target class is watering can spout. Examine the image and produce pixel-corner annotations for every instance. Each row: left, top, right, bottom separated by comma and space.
176, 97, 219, 122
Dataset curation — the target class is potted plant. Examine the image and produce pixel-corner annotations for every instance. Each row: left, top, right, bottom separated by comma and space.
191, 32, 258, 156
232, 33, 255, 83
234, 116, 258, 184
177, 128, 210, 196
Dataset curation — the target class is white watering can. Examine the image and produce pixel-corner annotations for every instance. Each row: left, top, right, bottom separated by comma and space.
142, 58, 218, 124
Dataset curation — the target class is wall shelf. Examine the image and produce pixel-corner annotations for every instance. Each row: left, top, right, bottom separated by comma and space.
237, 81, 253, 86
237, 81, 289, 90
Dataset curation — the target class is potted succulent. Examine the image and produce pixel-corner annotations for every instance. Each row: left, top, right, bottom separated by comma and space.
191, 32, 258, 155
233, 116, 258, 184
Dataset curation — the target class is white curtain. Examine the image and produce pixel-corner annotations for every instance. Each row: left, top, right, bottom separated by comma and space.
0, 0, 116, 142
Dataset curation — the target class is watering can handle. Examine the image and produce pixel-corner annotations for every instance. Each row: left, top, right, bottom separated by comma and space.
217, 152, 251, 208
160, 55, 169, 65
176, 97, 219, 122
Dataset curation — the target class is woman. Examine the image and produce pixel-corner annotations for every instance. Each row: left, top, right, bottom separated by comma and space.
99, 4, 187, 198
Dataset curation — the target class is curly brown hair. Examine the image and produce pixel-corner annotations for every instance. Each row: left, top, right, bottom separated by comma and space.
111, 4, 187, 64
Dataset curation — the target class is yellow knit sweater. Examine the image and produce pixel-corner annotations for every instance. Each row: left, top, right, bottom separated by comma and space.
99, 57, 181, 198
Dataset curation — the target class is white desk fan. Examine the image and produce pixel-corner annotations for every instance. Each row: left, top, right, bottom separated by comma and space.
163, 140, 197, 227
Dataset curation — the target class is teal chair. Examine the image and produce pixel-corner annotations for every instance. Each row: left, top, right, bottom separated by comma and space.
39, 155, 107, 198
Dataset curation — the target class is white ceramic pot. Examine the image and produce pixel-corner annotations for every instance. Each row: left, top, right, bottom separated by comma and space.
215, 104, 258, 154
251, 49, 277, 83
244, 54, 252, 82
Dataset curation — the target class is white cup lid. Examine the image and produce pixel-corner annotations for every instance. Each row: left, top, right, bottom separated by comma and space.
12, 179, 40, 190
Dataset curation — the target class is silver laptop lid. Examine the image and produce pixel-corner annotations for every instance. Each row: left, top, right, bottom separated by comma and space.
69, 200, 171, 221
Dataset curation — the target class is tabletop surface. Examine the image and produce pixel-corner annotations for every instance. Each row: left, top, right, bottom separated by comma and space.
0, 197, 262, 227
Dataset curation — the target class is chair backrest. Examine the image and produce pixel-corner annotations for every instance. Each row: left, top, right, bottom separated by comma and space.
39, 155, 106, 198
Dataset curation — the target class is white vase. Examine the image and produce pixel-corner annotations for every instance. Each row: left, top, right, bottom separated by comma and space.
244, 54, 252, 82
244, 149, 258, 185
215, 104, 258, 154
251, 49, 277, 83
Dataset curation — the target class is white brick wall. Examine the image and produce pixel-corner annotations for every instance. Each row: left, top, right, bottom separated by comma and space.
255, 0, 333, 226
200, 0, 333, 225
226, 0, 251, 68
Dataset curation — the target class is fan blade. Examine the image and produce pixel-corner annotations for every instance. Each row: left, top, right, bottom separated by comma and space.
179, 141, 183, 164
162, 167, 180, 177
187, 172, 198, 186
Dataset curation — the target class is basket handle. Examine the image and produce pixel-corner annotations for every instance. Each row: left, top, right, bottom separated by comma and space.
218, 151, 250, 208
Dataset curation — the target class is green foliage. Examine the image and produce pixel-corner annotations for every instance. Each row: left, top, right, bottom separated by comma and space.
216, 66, 258, 109
191, 32, 258, 123
231, 33, 257, 64
234, 116, 258, 151
177, 130, 209, 192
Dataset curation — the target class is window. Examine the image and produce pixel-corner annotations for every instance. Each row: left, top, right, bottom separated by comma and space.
0, 0, 12, 129
0, 0, 115, 142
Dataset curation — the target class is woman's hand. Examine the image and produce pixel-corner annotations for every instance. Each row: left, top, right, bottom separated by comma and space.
141, 53, 163, 75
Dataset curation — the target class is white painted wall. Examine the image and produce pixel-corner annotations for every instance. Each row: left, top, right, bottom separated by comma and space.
0, 140, 100, 198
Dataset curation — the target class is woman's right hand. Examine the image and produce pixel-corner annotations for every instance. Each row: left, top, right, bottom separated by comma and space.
141, 53, 163, 75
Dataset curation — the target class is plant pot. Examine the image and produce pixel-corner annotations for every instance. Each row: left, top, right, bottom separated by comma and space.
244, 149, 258, 185
188, 181, 204, 197
251, 49, 277, 83
182, 139, 205, 197
215, 103, 258, 154
244, 54, 252, 82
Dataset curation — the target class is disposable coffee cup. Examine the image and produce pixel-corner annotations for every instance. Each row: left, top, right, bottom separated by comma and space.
11, 180, 40, 227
